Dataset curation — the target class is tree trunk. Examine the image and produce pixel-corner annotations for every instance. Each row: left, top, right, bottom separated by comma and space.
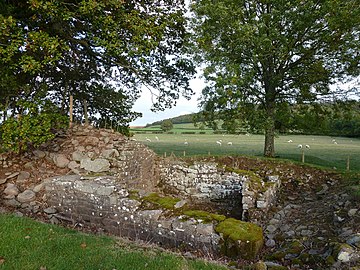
69, 95, 73, 128
83, 99, 89, 126
264, 117, 275, 157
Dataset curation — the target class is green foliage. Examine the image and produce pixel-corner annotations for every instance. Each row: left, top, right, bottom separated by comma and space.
161, 119, 174, 132
190, 0, 360, 157
0, 0, 195, 128
0, 101, 68, 153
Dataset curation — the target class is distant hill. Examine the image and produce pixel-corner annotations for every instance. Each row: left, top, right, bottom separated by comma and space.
145, 112, 203, 127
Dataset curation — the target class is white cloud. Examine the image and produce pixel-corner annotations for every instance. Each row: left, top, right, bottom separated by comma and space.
130, 77, 205, 126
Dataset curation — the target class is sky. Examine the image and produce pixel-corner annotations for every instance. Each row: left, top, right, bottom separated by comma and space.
130, 76, 206, 126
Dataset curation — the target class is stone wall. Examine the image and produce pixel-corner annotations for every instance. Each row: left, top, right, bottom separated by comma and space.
45, 175, 221, 255
160, 160, 281, 222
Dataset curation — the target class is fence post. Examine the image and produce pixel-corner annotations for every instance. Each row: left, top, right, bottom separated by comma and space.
301, 149, 305, 163
346, 155, 350, 171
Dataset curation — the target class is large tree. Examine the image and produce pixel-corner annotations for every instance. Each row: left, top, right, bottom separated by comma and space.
190, 0, 360, 157
0, 0, 195, 126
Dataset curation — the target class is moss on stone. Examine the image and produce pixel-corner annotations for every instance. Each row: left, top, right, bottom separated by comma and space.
128, 190, 140, 200
215, 218, 264, 260
142, 193, 181, 210
182, 210, 226, 223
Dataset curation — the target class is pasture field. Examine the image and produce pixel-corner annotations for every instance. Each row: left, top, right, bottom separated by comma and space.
133, 132, 360, 172
131, 123, 215, 134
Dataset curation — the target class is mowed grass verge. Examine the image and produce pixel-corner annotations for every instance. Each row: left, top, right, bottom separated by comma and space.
133, 133, 360, 172
0, 214, 227, 270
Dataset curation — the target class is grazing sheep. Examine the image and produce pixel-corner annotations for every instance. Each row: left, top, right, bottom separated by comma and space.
334, 141, 338, 145
305, 144, 310, 149
216, 141, 222, 146
297, 144, 303, 149
155, 136, 159, 141
184, 141, 188, 145
287, 139, 293, 143
146, 137, 151, 142
227, 142, 233, 145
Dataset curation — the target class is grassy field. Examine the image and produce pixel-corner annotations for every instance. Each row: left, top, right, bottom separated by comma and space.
0, 214, 227, 270
133, 132, 360, 172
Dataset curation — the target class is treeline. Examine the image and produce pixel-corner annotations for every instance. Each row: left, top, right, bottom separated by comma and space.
146, 101, 360, 138
146, 113, 203, 127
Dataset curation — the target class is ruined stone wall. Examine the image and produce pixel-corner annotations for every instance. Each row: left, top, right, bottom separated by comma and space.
160, 161, 244, 218
160, 160, 281, 221
45, 175, 221, 255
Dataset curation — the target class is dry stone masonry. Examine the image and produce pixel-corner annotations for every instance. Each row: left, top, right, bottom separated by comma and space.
1, 125, 283, 260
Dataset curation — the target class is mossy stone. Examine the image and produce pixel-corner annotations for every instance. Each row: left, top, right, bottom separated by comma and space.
142, 193, 181, 210
183, 210, 226, 223
215, 218, 264, 260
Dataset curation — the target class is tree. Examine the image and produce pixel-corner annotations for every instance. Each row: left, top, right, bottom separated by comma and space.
161, 119, 174, 132
190, 0, 360, 157
0, 1, 195, 129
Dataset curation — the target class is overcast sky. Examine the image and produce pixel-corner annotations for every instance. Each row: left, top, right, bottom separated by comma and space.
130, 77, 205, 126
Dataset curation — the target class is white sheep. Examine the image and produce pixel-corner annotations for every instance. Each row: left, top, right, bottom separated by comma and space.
146, 137, 151, 142
305, 144, 310, 149
287, 139, 293, 143
216, 141, 222, 146
227, 142, 233, 146
184, 141, 188, 145
297, 144, 303, 149
155, 136, 159, 141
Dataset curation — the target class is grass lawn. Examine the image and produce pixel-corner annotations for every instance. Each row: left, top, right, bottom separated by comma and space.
0, 214, 227, 270
133, 133, 360, 172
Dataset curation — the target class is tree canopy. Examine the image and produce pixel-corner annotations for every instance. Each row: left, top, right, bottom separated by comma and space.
0, 0, 195, 127
190, 0, 360, 157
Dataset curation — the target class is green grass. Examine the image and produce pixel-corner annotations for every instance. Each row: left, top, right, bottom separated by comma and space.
133, 133, 360, 172
0, 214, 228, 270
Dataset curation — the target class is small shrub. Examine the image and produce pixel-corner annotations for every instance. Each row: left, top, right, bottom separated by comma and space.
0, 101, 68, 153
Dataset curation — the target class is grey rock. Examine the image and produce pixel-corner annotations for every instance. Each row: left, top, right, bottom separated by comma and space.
0, 178, 7, 185
196, 223, 214, 236
4, 183, 19, 196
33, 183, 45, 193
174, 199, 187, 209
80, 158, 110, 173
72, 151, 87, 162
49, 216, 60, 225
348, 208, 358, 217
346, 234, 360, 248
24, 162, 35, 170
6, 172, 20, 179
67, 161, 79, 169
33, 150, 46, 158
17, 190, 36, 203
17, 171, 30, 182
265, 239, 276, 247
266, 225, 277, 233
44, 207, 57, 214
53, 154, 70, 168
301, 229, 313, 236
4, 198, 21, 207
101, 149, 120, 159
